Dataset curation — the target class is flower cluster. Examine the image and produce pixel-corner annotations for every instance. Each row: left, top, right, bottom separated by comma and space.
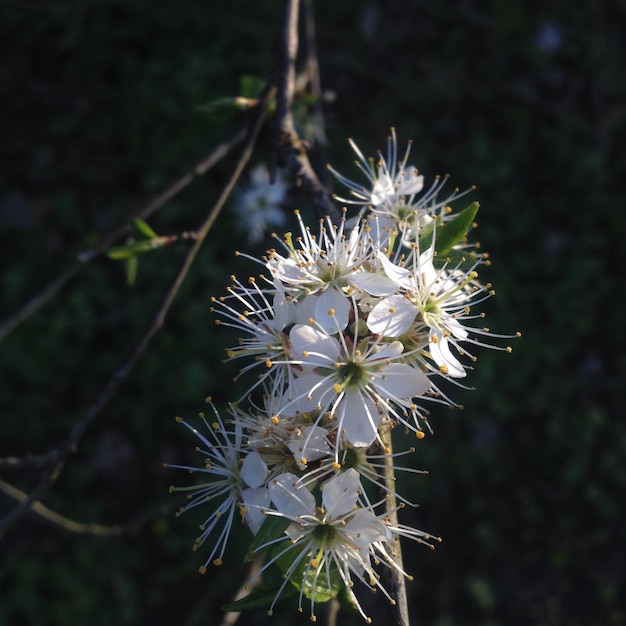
169, 130, 518, 622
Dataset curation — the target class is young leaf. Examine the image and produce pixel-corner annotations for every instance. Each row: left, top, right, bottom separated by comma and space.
195, 97, 255, 120
433, 201, 479, 257
432, 248, 478, 271
106, 237, 171, 260
244, 515, 289, 562
239, 75, 265, 99
273, 541, 344, 604
131, 217, 158, 240
125, 256, 138, 286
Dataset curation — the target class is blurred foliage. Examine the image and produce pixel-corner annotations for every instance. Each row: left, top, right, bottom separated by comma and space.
1, 0, 625, 625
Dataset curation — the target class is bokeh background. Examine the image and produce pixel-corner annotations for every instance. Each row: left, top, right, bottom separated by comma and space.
1, 1, 625, 625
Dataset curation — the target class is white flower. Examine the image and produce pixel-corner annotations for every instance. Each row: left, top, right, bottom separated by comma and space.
210, 276, 295, 399
167, 404, 269, 570
329, 129, 474, 243
280, 319, 431, 449
233, 164, 287, 244
368, 246, 502, 378
266, 211, 374, 334
250, 469, 390, 622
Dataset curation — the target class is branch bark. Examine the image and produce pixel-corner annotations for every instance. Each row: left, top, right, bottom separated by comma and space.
274, 0, 340, 224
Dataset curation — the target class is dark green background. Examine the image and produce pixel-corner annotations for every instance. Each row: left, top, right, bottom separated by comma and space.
1, 1, 624, 624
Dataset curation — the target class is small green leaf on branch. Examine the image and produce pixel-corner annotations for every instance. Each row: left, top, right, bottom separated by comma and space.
106, 236, 176, 260
195, 97, 257, 120
434, 201, 480, 257
131, 217, 159, 240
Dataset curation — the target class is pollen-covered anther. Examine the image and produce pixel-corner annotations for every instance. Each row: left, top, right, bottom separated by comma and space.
439, 364, 448, 374
328, 308, 335, 316
416, 430, 425, 439
265, 359, 272, 368
331, 461, 341, 470
213, 558, 223, 566
271, 416, 279, 425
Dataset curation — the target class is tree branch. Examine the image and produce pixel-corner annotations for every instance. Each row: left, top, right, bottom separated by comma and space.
0, 90, 271, 541
274, 0, 340, 224
0, 128, 246, 344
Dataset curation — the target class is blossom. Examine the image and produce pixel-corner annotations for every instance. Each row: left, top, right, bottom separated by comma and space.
170, 126, 518, 621
368, 246, 503, 378
233, 164, 287, 244
329, 129, 474, 244
249, 469, 390, 622
210, 275, 296, 399
266, 210, 374, 334
279, 319, 431, 450
167, 403, 269, 571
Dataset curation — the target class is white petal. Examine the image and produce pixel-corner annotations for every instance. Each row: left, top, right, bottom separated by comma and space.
429, 331, 466, 378
367, 295, 417, 337
272, 281, 295, 330
377, 251, 413, 289
241, 487, 271, 535
343, 507, 388, 546
369, 340, 404, 361
446, 317, 469, 341
269, 472, 315, 518
240, 451, 268, 489
282, 373, 330, 413
287, 425, 330, 466
313, 288, 351, 333
341, 392, 380, 447
290, 324, 341, 364
322, 468, 360, 519
373, 363, 431, 400
350, 271, 398, 297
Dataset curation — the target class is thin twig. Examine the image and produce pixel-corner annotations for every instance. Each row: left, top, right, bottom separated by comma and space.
0, 128, 246, 344
0, 477, 156, 535
275, 0, 339, 224
0, 91, 271, 541
379, 423, 410, 626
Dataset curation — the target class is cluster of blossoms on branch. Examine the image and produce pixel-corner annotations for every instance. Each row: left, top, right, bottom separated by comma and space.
167, 130, 518, 622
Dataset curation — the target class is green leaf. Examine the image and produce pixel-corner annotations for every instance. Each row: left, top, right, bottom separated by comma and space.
195, 97, 254, 120
244, 515, 290, 562
131, 217, 158, 240
418, 218, 436, 251
274, 541, 344, 604
223, 583, 298, 612
239, 75, 265, 99
433, 201, 479, 257
106, 237, 170, 260
432, 248, 478, 271
125, 256, 138, 286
